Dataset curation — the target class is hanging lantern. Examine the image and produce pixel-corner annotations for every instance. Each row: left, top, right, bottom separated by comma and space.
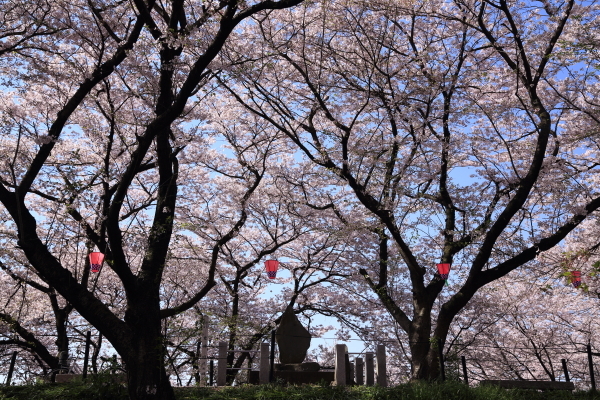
89, 252, 105, 273
571, 270, 582, 288
265, 260, 279, 279
437, 263, 451, 285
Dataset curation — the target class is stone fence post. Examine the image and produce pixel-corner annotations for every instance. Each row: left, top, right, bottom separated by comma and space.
376, 344, 387, 387
259, 343, 270, 384
365, 352, 375, 386
216, 341, 227, 386
334, 344, 348, 386
355, 357, 364, 385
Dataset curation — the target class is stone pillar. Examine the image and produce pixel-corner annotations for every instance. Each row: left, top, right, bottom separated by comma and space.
260, 343, 270, 384
376, 344, 387, 387
365, 352, 375, 386
355, 357, 364, 385
334, 344, 348, 386
217, 341, 228, 386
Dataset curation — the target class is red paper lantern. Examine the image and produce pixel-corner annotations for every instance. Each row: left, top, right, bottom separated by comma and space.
571, 270, 582, 288
89, 252, 105, 273
437, 263, 451, 281
265, 260, 279, 279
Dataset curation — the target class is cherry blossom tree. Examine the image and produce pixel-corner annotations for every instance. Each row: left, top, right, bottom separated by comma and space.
219, 0, 600, 379
160, 155, 355, 384
0, 254, 80, 380
440, 267, 600, 386
0, 0, 308, 398
0, 218, 114, 382
3, 0, 600, 393
0, 0, 60, 59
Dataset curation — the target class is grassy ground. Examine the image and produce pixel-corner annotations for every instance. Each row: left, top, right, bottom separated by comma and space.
175, 384, 600, 400
1, 379, 600, 400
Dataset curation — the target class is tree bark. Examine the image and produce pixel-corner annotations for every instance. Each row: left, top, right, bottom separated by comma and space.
125, 331, 175, 400
408, 316, 433, 380
124, 294, 175, 400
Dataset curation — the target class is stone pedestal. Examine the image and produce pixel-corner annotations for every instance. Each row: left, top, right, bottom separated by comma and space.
275, 362, 320, 372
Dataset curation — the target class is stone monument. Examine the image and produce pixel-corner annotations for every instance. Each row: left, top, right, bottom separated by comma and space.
249, 308, 335, 384
275, 308, 319, 372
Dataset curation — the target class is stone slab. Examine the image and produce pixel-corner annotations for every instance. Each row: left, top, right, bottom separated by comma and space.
275, 362, 320, 372
248, 370, 334, 385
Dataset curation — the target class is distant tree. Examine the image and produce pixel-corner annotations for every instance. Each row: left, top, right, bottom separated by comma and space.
0, 248, 84, 380
448, 271, 600, 386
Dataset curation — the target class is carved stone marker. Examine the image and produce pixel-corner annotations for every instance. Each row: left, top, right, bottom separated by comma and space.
275, 308, 311, 364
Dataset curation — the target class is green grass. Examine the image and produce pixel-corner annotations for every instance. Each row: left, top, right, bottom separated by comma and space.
0, 375, 128, 400
175, 383, 600, 400
1, 380, 600, 400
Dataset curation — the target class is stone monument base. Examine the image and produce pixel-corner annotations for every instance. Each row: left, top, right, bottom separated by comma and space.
274, 362, 320, 372
248, 369, 334, 385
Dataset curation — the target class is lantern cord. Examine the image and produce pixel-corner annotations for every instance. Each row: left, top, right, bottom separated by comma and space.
42, 197, 65, 247
15, 267, 30, 322
74, 215, 82, 282
10, 266, 31, 348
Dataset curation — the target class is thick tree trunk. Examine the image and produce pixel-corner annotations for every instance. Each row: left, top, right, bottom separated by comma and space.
409, 307, 435, 380
409, 343, 443, 381
125, 339, 175, 400
124, 295, 175, 400
411, 304, 460, 381
408, 300, 450, 381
